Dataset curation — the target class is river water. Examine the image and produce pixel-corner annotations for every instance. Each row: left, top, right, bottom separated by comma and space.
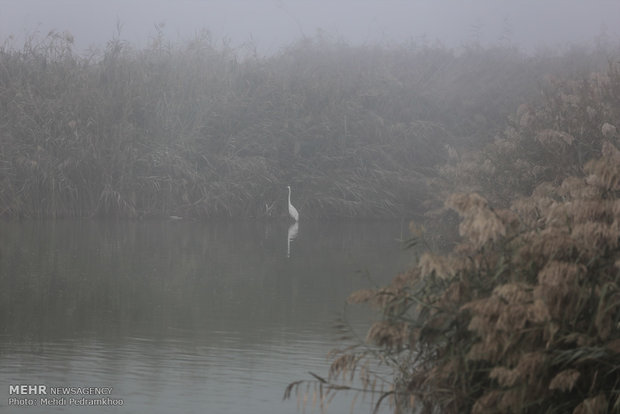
0, 219, 413, 413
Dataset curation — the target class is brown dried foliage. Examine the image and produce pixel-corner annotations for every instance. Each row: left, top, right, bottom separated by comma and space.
291, 142, 620, 413
438, 62, 620, 210
286, 53, 620, 414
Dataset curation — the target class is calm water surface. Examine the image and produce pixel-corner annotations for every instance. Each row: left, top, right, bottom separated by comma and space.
0, 220, 413, 413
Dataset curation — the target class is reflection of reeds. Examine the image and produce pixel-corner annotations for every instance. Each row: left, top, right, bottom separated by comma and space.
1, 32, 615, 218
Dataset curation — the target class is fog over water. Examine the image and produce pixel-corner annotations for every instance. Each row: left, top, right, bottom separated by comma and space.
1, 0, 618, 54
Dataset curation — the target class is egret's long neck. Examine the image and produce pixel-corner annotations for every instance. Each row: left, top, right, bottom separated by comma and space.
288, 187, 291, 204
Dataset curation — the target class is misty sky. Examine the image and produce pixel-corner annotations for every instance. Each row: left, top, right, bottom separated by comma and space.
0, 0, 618, 54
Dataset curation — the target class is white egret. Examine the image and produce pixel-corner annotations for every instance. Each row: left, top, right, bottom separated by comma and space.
287, 185, 299, 222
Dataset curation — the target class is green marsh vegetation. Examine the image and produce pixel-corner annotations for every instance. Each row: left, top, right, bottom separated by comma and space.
0, 30, 614, 219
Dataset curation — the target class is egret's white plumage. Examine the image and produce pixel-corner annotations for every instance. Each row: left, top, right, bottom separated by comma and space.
287, 185, 299, 222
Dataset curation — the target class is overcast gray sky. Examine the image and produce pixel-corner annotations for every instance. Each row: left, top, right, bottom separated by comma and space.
0, 1, 618, 54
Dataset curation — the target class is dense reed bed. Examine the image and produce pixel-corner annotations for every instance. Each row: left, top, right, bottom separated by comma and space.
286, 57, 620, 413
0, 31, 615, 218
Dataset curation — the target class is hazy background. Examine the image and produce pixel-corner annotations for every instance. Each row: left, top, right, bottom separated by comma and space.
0, 0, 618, 54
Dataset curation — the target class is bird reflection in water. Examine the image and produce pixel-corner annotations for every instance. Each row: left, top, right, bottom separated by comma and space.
287, 221, 298, 258
286, 185, 299, 258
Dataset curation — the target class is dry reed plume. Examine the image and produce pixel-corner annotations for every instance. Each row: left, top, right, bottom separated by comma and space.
287, 141, 620, 413
287, 63, 620, 413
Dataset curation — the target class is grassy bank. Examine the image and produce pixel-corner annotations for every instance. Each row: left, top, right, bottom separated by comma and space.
0, 31, 615, 219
